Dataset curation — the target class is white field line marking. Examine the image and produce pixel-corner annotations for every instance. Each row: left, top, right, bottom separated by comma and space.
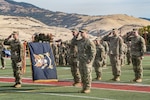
17, 91, 115, 100
93, 87, 150, 94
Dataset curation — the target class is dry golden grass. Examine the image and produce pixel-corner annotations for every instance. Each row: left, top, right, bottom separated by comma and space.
0, 14, 150, 42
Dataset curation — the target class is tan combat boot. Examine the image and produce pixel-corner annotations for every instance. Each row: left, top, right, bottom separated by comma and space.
83, 89, 91, 93
96, 77, 102, 80
93, 77, 102, 81
115, 76, 120, 81
111, 76, 120, 81
135, 78, 142, 83
15, 84, 22, 88
73, 82, 81, 87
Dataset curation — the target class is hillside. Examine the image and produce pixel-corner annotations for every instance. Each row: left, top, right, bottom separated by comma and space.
81, 14, 150, 36
0, 15, 72, 41
0, 0, 150, 39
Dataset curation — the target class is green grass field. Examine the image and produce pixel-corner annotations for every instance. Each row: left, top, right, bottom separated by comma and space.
0, 55, 150, 100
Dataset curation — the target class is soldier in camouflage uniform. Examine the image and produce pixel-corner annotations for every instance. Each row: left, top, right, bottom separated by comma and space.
76, 29, 96, 93
120, 42, 127, 67
93, 38, 105, 80
4, 31, 23, 88
100, 38, 109, 67
102, 28, 123, 81
0, 41, 6, 69
126, 40, 132, 65
51, 42, 59, 66
59, 42, 66, 66
69, 28, 81, 87
125, 32, 132, 65
127, 29, 146, 83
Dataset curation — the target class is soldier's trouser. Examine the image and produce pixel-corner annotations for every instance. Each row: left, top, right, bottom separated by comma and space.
79, 61, 92, 90
109, 54, 121, 77
102, 54, 107, 67
126, 52, 131, 65
59, 54, 66, 65
120, 54, 126, 66
55, 55, 59, 65
70, 61, 81, 83
131, 55, 143, 79
1, 56, 5, 67
12, 60, 22, 84
93, 60, 102, 78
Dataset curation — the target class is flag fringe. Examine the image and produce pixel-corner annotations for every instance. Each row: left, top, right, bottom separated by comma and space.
33, 79, 58, 82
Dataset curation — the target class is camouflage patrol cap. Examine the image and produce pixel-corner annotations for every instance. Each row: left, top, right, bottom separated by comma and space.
12, 31, 19, 35
79, 28, 88, 33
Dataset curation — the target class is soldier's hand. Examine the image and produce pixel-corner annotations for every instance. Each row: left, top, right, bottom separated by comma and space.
108, 32, 112, 36
8, 35, 12, 39
87, 60, 91, 64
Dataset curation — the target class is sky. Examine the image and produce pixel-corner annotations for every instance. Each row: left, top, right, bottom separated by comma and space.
14, 0, 150, 18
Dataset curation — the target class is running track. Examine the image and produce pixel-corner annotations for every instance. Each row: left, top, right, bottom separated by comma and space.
0, 77, 150, 93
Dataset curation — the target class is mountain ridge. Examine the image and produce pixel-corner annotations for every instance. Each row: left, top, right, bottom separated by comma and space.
0, 0, 150, 40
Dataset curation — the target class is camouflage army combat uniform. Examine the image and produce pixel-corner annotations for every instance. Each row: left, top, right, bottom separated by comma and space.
0, 41, 6, 69
126, 41, 132, 65
69, 29, 81, 86
69, 34, 81, 86
103, 29, 123, 81
101, 39, 109, 67
51, 42, 59, 66
59, 42, 66, 66
4, 31, 23, 88
93, 38, 105, 80
120, 42, 127, 67
128, 29, 146, 82
76, 29, 96, 93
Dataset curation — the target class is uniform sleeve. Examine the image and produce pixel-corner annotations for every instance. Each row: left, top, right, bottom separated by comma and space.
100, 45, 105, 59
102, 34, 110, 41
88, 40, 96, 62
3, 39, 11, 45
119, 37, 124, 55
140, 37, 146, 56
103, 41, 109, 53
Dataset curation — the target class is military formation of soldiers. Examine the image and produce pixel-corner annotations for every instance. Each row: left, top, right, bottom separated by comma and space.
65, 28, 146, 93
0, 28, 146, 93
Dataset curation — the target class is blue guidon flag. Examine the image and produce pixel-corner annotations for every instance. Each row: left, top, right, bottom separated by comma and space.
28, 42, 57, 82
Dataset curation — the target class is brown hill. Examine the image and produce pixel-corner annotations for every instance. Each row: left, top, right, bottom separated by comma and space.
79, 14, 150, 36
1, 0, 150, 30
0, 15, 71, 41
0, 0, 150, 41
